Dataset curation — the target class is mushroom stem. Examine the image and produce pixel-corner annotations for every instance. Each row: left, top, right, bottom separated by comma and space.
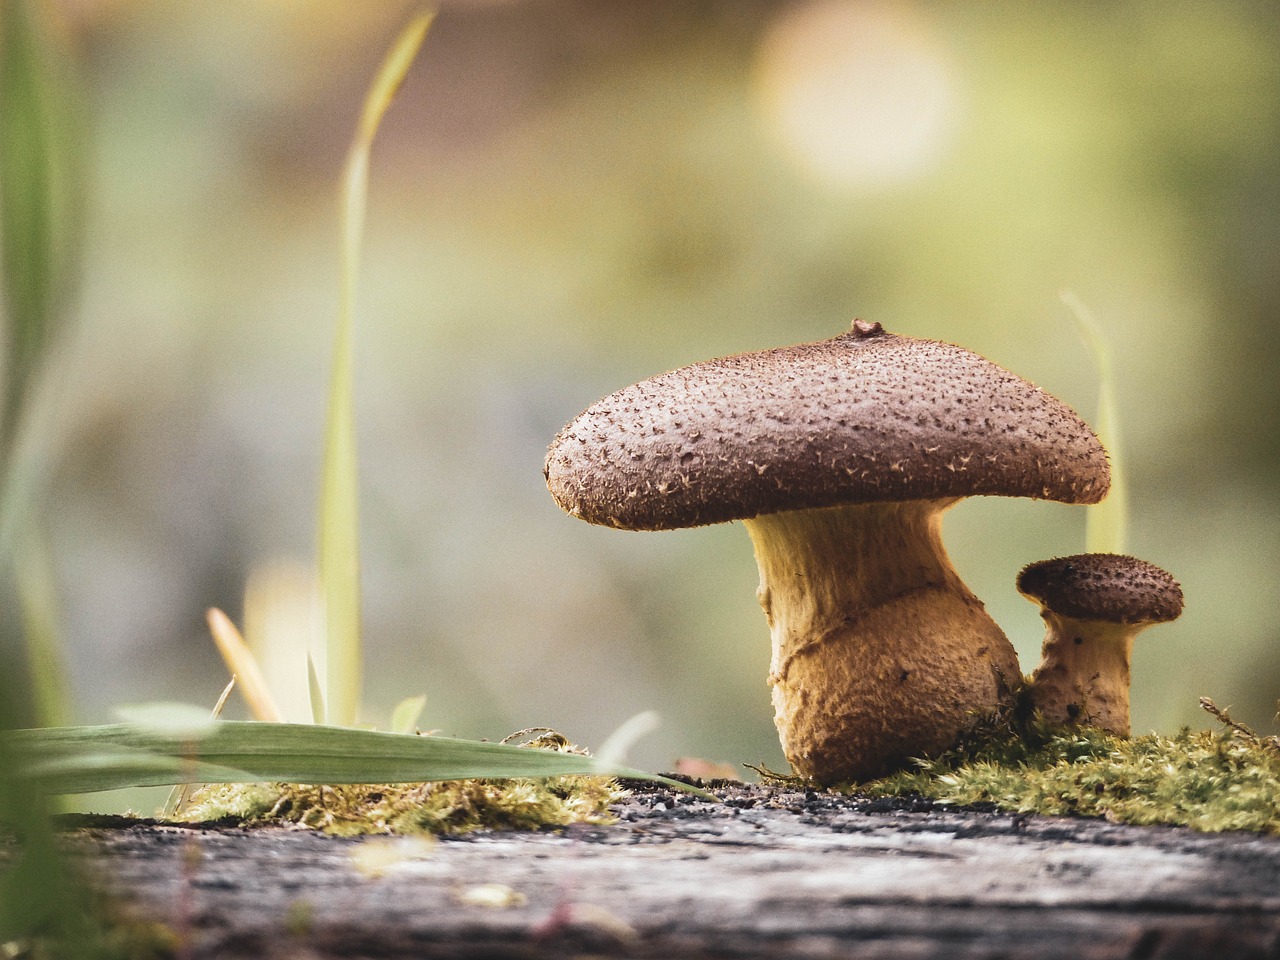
1026, 615, 1143, 736
743, 499, 1020, 784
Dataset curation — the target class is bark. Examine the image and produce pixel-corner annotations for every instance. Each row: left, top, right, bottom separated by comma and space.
49, 782, 1280, 959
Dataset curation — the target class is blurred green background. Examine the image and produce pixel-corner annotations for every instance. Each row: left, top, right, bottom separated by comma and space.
4, 0, 1279, 785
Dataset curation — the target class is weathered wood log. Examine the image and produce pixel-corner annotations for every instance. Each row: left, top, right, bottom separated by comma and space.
58, 782, 1280, 959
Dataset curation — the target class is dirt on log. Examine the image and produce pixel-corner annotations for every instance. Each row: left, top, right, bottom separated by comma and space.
51, 781, 1280, 959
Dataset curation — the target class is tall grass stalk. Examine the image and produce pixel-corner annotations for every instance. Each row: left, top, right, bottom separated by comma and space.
1, 0, 55, 452
320, 12, 435, 727
0, 622, 98, 950
1, 0, 83, 731
1061, 290, 1128, 555
15, 526, 68, 728
0, 5, 96, 944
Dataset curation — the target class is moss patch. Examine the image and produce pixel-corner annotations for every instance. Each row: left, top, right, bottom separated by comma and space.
175, 730, 624, 836
859, 699, 1280, 834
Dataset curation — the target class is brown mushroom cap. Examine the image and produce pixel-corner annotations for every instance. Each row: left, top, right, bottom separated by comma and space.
545, 321, 1110, 530
1017, 554, 1184, 624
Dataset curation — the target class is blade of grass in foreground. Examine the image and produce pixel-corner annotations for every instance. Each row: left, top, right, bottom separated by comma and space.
5, 721, 715, 800
1, 0, 83, 731
0, 0, 57, 448
0, 645, 99, 948
15, 524, 69, 728
319, 11, 435, 728
1061, 290, 1128, 555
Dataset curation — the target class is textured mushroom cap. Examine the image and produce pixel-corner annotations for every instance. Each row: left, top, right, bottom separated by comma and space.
545, 321, 1110, 530
1017, 554, 1184, 624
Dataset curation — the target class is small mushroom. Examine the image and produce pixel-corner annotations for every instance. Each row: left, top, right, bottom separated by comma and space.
545, 321, 1109, 783
1018, 553, 1183, 736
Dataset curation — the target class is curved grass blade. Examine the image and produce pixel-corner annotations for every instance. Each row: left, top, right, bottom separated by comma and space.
206, 607, 283, 722
390, 694, 427, 734
1061, 290, 1128, 555
6, 720, 716, 800
596, 710, 660, 767
320, 11, 435, 728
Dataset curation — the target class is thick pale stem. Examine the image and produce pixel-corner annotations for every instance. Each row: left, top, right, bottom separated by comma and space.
743, 500, 1019, 784
1026, 614, 1144, 736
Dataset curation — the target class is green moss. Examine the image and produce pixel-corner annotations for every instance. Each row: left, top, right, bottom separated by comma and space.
174, 731, 624, 836
859, 700, 1280, 834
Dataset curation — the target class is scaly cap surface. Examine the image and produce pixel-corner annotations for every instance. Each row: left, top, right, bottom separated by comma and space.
546, 321, 1110, 530
1017, 553, 1184, 624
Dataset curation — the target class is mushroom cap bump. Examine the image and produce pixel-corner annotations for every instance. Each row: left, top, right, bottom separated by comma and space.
545, 321, 1110, 531
1017, 554, 1184, 625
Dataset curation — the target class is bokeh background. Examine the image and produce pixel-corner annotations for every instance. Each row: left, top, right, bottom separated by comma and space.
5, 0, 1279, 791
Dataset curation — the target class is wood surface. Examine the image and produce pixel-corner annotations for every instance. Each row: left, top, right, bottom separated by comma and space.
59, 782, 1280, 959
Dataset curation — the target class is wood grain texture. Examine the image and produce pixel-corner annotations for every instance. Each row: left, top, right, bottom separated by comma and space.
59, 783, 1280, 959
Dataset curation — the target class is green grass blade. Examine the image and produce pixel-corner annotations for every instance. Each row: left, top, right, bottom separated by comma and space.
5, 720, 715, 800
307, 651, 327, 725
16, 748, 255, 794
0, 0, 81, 454
0, 646, 98, 947
113, 701, 222, 739
319, 11, 435, 727
390, 694, 427, 734
1, 0, 83, 733
0, 0, 54, 448
1061, 291, 1128, 555
14, 523, 68, 727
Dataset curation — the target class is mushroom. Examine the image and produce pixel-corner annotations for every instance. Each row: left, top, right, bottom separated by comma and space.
1018, 553, 1183, 737
544, 320, 1109, 783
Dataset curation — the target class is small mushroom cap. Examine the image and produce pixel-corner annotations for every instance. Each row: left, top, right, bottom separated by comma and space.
545, 321, 1110, 530
1016, 554, 1184, 624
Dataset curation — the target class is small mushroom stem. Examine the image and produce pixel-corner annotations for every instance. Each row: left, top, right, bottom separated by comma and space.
1026, 614, 1145, 736
743, 499, 1020, 784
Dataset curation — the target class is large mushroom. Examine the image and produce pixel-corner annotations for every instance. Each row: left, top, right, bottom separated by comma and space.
545, 320, 1109, 783
1018, 553, 1183, 736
